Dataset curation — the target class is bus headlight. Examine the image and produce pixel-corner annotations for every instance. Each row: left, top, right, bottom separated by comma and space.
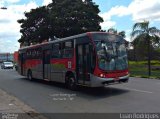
99, 73, 105, 78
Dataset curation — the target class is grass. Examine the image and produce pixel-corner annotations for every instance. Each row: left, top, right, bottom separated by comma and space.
129, 60, 160, 79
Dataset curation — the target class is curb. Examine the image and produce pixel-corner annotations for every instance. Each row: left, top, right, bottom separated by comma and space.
0, 89, 48, 119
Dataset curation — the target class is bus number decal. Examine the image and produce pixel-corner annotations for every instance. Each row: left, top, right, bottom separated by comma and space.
68, 61, 72, 69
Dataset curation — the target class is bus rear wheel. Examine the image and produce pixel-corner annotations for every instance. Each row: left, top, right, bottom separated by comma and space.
27, 70, 33, 81
66, 75, 77, 90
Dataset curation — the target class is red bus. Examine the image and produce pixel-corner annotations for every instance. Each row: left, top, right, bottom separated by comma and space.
18, 32, 129, 90
14, 51, 18, 63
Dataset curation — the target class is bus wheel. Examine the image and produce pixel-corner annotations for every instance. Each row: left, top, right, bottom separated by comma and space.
27, 70, 33, 81
67, 75, 77, 90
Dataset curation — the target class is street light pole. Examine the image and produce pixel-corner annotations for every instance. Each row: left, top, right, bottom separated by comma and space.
0, 7, 7, 10
0, 6, 7, 62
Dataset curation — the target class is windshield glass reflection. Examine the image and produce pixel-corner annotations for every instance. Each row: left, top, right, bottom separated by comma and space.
93, 34, 128, 71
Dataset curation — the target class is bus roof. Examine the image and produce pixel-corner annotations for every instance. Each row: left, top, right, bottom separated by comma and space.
19, 32, 124, 51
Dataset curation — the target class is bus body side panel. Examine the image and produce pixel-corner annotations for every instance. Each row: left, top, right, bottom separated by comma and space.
50, 58, 75, 83
42, 49, 51, 81
25, 59, 43, 79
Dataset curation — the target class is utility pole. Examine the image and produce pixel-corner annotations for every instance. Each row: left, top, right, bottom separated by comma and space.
0, 7, 7, 62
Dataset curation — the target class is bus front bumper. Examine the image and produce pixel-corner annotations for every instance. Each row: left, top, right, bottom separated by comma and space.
90, 74, 129, 87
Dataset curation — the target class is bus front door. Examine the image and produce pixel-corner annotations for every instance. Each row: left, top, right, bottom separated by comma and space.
43, 50, 50, 80
76, 44, 90, 86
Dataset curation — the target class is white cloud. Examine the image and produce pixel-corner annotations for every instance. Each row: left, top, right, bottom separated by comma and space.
2, 0, 20, 3
108, 6, 130, 17
128, 0, 160, 21
0, 1, 5, 6
100, 21, 116, 30
99, 5, 130, 30
100, 0, 160, 30
124, 29, 132, 42
100, 5, 130, 22
42, 0, 52, 6
0, 1, 38, 53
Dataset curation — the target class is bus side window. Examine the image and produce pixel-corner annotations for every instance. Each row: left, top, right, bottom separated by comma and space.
32, 50, 36, 59
62, 41, 73, 58
26, 50, 31, 59
38, 48, 42, 58
52, 43, 61, 58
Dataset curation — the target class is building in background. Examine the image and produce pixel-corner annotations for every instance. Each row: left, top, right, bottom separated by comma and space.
0, 53, 14, 62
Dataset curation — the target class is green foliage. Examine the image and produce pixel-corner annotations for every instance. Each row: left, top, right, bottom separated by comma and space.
152, 35, 160, 49
155, 48, 160, 52
129, 61, 160, 79
118, 31, 126, 38
107, 28, 117, 34
107, 28, 126, 38
131, 21, 160, 49
129, 60, 160, 66
18, 0, 103, 45
130, 21, 160, 76
18, 6, 50, 45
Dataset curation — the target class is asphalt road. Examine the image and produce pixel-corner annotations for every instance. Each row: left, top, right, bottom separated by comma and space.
0, 68, 160, 114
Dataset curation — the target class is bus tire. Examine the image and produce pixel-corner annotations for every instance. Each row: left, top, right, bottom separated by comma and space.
27, 70, 33, 81
67, 75, 77, 90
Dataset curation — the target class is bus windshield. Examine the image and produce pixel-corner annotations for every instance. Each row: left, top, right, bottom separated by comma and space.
93, 33, 128, 71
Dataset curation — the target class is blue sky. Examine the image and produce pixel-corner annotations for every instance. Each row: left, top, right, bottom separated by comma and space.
94, 0, 134, 32
95, 0, 160, 40
94, 0, 132, 12
0, 0, 160, 53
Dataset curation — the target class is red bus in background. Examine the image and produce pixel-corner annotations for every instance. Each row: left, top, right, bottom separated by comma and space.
14, 51, 18, 63
17, 32, 129, 90
14, 51, 18, 70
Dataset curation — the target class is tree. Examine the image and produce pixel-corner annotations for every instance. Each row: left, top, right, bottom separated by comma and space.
107, 28, 126, 38
18, 6, 51, 46
131, 21, 160, 76
107, 28, 117, 34
48, 0, 103, 37
18, 0, 103, 45
118, 31, 126, 38
152, 35, 160, 49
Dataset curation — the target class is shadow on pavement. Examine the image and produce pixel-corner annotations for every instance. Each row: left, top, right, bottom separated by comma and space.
20, 78, 129, 100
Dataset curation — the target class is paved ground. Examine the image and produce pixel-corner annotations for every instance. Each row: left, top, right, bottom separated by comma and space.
0, 68, 160, 119
0, 88, 47, 119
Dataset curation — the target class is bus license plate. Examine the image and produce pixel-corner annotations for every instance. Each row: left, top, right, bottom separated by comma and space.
114, 77, 119, 81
